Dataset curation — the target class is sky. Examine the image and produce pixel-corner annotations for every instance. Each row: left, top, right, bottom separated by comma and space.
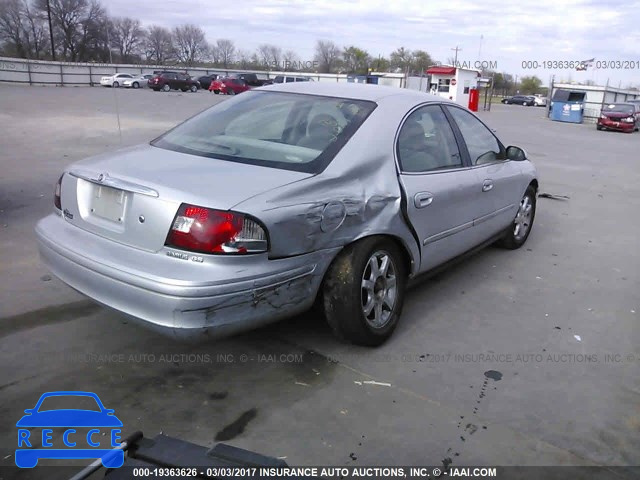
106, 0, 640, 88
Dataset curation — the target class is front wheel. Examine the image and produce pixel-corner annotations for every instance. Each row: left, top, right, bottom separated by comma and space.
113, 81, 119, 88
132, 82, 139, 89
323, 238, 407, 346
213, 89, 220, 94
162, 84, 170, 92
226, 88, 236, 95
190, 85, 198, 92
498, 186, 536, 249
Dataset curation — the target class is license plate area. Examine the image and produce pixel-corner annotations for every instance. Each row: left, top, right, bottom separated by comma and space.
90, 185, 127, 223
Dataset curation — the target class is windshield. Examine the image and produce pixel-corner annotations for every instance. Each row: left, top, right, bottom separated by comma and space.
37, 395, 101, 412
152, 91, 376, 173
604, 104, 634, 114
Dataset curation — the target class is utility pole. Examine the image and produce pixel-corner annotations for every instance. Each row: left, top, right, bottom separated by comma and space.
46, 0, 55, 61
451, 46, 462, 66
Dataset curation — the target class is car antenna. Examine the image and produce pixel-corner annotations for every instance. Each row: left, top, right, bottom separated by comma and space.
106, 28, 123, 145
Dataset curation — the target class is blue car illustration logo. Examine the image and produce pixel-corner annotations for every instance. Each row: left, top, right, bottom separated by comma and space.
16, 391, 123, 468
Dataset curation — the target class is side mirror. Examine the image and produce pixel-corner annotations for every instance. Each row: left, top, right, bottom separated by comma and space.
506, 145, 527, 161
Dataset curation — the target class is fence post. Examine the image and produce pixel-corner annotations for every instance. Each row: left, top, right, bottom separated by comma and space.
60, 62, 64, 86
89, 64, 93, 86
27, 60, 32, 85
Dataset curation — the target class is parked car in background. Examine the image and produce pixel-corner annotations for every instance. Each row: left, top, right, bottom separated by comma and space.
272, 75, 313, 84
149, 72, 200, 92
122, 74, 154, 89
532, 94, 547, 107
100, 73, 134, 88
235, 73, 273, 87
209, 77, 251, 95
36, 82, 537, 346
197, 74, 222, 90
502, 95, 535, 106
597, 103, 637, 132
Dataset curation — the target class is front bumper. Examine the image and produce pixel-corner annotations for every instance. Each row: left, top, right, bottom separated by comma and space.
598, 118, 635, 131
35, 213, 339, 340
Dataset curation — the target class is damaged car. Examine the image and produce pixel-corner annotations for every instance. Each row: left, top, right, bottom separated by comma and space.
35, 82, 538, 346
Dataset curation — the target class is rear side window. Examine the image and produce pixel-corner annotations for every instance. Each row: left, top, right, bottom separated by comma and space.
397, 105, 462, 172
152, 91, 376, 173
446, 106, 505, 165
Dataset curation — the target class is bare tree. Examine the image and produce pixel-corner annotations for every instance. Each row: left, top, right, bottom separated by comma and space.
282, 49, 299, 69
314, 39, 340, 73
257, 43, 281, 69
22, 1, 49, 59
109, 16, 143, 63
172, 23, 207, 66
0, 0, 27, 57
144, 25, 173, 65
216, 38, 234, 68
389, 47, 413, 72
33, 0, 108, 61
342, 46, 370, 74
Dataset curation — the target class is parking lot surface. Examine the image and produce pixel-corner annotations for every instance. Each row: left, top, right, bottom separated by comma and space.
1, 85, 638, 477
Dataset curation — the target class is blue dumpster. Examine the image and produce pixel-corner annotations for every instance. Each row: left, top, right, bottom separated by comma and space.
550, 89, 586, 123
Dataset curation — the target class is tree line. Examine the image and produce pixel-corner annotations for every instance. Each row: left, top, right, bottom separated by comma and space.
0, 0, 545, 93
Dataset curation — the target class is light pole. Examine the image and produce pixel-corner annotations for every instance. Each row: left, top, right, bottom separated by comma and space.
451, 46, 462, 66
46, 0, 55, 60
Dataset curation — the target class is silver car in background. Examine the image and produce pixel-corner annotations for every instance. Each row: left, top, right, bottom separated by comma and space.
36, 83, 537, 346
123, 74, 155, 89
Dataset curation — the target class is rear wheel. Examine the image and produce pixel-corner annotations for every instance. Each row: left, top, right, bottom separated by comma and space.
596, 125, 603, 130
226, 88, 236, 95
323, 237, 407, 346
498, 186, 536, 249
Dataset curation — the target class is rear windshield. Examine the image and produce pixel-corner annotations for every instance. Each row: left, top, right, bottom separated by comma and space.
152, 91, 377, 173
604, 104, 634, 114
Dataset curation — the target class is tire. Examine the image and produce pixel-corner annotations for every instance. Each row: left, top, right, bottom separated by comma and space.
162, 84, 170, 92
226, 88, 236, 95
498, 185, 536, 249
522, 101, 527, 106
190, 85, 198, 92
113, 81, 119, 88
596, 125, 602, 130
213, 89, 219, 94
323, 237, 407, 346
132, 82, 139, 89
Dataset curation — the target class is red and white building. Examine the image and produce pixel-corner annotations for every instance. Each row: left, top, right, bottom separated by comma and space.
425, 65, 481, 106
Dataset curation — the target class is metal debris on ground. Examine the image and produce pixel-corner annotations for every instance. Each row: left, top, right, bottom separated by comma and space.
574, 335, 582, 342
538, 193, 570, 200
362, 380, 392, 387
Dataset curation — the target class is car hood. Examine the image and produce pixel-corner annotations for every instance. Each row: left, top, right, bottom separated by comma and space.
68, 144, 313, 209
601, 112, 633, 118
16, 410, 123, 427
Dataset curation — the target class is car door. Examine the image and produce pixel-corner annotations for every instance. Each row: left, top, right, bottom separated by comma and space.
444, 105, 523, 239
396, 104, 484, 273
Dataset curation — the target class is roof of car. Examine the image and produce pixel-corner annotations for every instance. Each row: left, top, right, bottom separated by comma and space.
260, 81, 445, 103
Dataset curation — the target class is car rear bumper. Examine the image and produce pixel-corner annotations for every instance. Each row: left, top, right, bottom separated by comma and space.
35, 213, 339, 340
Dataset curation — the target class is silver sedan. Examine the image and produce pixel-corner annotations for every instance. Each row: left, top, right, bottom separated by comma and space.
36, 83, 537, 346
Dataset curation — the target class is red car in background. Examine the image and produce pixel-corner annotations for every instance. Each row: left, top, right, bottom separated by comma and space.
209, 77, 251, 95
597, 103, 637, 133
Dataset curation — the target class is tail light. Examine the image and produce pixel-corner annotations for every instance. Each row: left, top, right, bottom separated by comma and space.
166, 204, 268, 254
54, 174, 63, 210
219, 83, 226, 88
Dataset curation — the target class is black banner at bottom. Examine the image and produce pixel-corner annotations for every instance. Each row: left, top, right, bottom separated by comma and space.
0, 466, 638, 480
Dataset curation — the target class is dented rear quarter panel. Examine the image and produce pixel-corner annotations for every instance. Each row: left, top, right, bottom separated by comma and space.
232, 94, 424, 275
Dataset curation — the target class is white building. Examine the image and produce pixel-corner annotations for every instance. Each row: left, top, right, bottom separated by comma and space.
425, 65, 481, 107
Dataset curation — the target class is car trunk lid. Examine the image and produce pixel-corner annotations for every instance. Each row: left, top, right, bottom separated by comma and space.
60, 144, 312, 252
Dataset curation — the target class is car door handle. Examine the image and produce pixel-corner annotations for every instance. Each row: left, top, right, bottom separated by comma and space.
414, 192, 434, 208
482, 180, 494, 192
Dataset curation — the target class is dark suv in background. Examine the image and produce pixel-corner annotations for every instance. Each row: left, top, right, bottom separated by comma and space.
149, 72, 200, 92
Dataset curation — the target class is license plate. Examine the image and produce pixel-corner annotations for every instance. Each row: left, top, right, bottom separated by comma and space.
91, 185, 127, 223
